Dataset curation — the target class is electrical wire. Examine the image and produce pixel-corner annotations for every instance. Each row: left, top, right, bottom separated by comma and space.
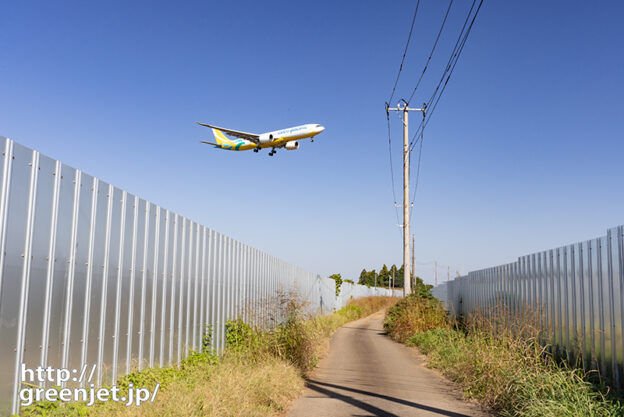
406, 0, 484, 257
386, 1, 421, 228
424, 0, 483, 129
386, 110, 401, 226
409, 0, 484, 152
385, 0, 484, 238
406, 0, 454, 106
409, 125, 425, 219
387, 0, 421, 106
423, 0, 477, 115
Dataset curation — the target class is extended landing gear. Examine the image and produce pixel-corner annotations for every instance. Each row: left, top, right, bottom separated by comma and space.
253, 147, 260, 153
268, 148, 276, 156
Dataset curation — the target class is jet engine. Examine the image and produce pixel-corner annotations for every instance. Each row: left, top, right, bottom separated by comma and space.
285, 141, 299, 150
258, 133, 273, 144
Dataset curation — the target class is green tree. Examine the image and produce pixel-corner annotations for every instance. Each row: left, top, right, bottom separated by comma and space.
358, 269, 369, 285
379, 264, 389, 287
369, 269, 377, 287
412, 275, 433, 298
353, 263, 434, 295
395, 265, 404, 288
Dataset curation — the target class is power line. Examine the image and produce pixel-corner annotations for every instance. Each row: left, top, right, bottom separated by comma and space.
409, 126, 425, 219
387, 0, 421, 106
414, 260, 461, 274
408, 0, 476, 151
401, 0, 456, 217
406, 0, 454, 106
423, 0, 483, 130
385, 1, 420, 229
384, 0, 484, 276
386, 111, 401, 226
406, 0, 483, 249
409, 0, 484, 152
422, 0, 478, 114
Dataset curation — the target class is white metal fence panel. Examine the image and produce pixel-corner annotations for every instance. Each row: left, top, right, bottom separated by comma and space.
0, 137, 401, 415
433, 226, 624, 390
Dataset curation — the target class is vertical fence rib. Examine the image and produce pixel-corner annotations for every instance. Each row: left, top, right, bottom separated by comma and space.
111, 190, 127, 382
11, 150, 39, 415
607, 229, 618, 387
159, 210, 170, 367
96, 184, 114, 383
42, 159, 61, 375
125, 195, 138, 374
168, 214, 178, 366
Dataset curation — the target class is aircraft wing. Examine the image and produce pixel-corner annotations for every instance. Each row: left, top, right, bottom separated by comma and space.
196, 122, 260, 143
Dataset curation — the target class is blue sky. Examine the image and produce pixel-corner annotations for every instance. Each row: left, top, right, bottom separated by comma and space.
1, 1, 623, 285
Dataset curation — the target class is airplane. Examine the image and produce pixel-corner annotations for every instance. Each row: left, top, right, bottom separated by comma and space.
196, 122, 325, 156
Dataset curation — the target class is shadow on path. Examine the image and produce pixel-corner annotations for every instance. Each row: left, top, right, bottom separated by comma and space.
306, 380, 472, 417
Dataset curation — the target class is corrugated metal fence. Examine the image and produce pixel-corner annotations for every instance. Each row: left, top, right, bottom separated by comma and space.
433, 226, 624, 390
0, 137, 401, 415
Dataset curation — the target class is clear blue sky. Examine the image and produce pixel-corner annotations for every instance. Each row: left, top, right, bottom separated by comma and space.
1, 1, 623, 285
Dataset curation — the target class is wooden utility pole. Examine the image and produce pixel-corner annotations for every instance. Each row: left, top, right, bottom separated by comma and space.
434, 261, 438, 286
447, 266, 450, 282
411, 234, 415, 291
387, 102, 425, 297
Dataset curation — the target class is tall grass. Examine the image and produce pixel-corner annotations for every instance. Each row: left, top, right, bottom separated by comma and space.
385, 296, 624, 416
22, 294, 398, 417
383, 293, 448, 343
224, 293, 399, 374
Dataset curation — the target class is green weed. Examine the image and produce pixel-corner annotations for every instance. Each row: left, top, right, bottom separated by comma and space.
388, 296, 624, 416
384, 293, 448, 343
21, 294, 398, 417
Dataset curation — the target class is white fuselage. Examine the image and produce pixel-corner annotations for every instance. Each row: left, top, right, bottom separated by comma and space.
260, 124, 325, 143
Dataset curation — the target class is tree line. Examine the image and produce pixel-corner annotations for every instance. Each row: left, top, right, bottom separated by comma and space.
360, 264, 433, 296
358, 264, 405, 288
329, 264, 433, 297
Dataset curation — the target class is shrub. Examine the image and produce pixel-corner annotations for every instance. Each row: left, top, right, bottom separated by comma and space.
336, 303, 362, 322
267, 292, 317, 372
21, 294, 399, 417
400, 306, 624, 417
225, 318, 260, 353
384, 293, 448, 343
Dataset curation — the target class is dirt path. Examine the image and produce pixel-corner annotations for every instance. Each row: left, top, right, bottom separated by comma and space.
287, 311, 489, 417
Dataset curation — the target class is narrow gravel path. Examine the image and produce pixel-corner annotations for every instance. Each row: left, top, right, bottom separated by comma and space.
287, 311, 489, 417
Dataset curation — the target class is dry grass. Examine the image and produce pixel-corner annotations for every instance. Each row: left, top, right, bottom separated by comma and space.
391, 298, 624, 416
88, 355, 303, 417
311, 296, 399, 340
22, 294, 398, 417
21, 351, 303, 417
383, 293, 448, 343
268, 294, 400, 374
